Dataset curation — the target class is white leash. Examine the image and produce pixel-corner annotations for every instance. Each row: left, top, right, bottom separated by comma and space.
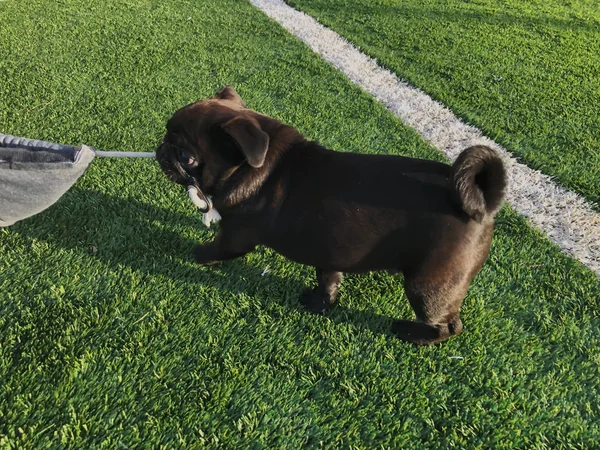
97, 151, 222, 227
96, 150, 222, 226
93, 150, 221, 226
94, 150, 156, 158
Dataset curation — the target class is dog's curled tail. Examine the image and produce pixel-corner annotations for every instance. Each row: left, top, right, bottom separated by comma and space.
451, 145, 506, 222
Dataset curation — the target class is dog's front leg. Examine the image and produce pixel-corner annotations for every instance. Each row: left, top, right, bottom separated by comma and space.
194, 232, 256, 265
301, 269, 343, 314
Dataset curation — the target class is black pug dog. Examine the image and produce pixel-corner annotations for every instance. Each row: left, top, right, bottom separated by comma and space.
156, 86, 506, 345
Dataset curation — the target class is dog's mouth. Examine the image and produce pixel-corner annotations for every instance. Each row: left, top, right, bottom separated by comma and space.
157, 142, 198, 182
156, 141, 213, 214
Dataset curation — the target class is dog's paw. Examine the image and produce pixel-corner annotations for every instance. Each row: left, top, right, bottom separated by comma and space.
300, 289, 333, 315
193, 244, 219, 265
391, 319, 458, 346
391, 320, 433, 345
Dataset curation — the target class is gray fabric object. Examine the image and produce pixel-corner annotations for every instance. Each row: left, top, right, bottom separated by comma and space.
0, 134, 96, 226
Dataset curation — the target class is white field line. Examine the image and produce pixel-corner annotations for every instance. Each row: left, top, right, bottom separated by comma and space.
250, 0, 600, 276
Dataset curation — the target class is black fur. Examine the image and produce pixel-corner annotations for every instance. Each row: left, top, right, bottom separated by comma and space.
156, 87, 507, 345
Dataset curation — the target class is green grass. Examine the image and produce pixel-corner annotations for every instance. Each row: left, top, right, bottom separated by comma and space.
1, 0, 599, 448
287, 0, 600, 208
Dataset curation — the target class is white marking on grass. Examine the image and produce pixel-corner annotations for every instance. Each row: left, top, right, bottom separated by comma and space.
250, 0, 600, 276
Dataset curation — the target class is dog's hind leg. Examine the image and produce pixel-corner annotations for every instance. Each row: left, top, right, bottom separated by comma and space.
301, 269, 343, 314
391, 275, 467, 345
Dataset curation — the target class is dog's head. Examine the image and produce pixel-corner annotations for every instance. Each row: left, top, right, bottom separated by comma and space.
156, 86, 272, 201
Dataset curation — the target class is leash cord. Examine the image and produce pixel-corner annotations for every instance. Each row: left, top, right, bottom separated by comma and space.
94, 150, 155, 158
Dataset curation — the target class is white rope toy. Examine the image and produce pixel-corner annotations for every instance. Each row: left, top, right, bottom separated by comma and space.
93, 151, 221, 227
98, 151, 220, 227
187, 185, 222, 227
94, 150, 156, 158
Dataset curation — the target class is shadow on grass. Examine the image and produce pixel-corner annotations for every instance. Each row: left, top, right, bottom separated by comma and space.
9, 187, 600, 351
10, 187, 400, 338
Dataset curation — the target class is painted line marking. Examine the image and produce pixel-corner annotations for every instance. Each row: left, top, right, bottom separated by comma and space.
250, 0, 600, 276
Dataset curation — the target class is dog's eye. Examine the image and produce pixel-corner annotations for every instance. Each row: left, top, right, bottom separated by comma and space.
179, 151, 197, 168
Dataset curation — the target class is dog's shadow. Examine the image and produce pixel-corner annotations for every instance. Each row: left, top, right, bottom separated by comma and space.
10, 187, 398, 337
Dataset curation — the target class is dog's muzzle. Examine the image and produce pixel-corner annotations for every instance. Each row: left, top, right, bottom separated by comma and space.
157, 142, 212, 214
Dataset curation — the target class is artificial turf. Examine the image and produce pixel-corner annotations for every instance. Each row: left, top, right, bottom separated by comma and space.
287, 0, 600, 208
1, 0, 599, 448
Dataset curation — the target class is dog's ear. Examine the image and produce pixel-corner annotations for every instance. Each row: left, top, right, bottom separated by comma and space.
214, 86, 245, 107
221, 116, 269, 168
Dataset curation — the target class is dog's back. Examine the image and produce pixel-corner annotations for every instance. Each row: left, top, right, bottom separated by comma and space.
265, 142, 503, 275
